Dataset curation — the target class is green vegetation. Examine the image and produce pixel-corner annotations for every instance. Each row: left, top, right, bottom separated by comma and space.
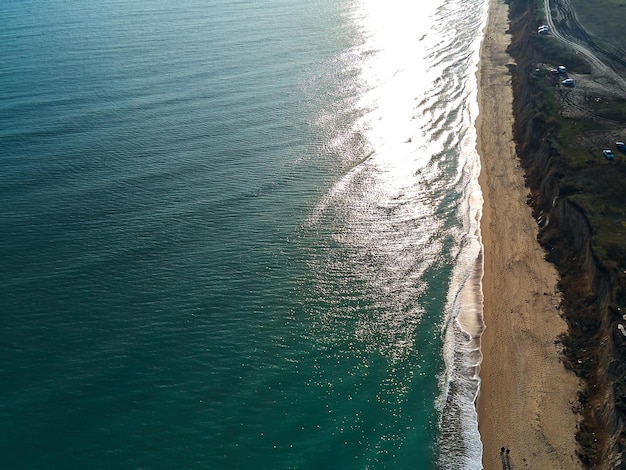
569, 0, 626, 47
534, 0, 546, 22
526, 38, 626, 304
593, 99, 626, 122
532, 38, 591, 73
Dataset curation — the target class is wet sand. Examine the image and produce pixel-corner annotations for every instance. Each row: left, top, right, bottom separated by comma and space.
475, 0, 582, 469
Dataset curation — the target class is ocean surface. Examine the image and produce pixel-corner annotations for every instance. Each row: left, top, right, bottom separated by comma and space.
0, 0, 487, 468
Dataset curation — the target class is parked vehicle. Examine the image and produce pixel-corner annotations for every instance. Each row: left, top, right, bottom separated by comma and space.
603, 148, 615, 159
538, 25, 550, 35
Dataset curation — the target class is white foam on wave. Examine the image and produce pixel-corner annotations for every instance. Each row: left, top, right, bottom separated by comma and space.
306, 0, 489, 466
435, 0, 488, 467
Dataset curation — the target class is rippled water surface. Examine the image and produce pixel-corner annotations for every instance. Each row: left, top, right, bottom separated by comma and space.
1, 0, 486, 467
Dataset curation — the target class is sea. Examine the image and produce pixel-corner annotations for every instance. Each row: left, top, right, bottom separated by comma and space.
0, 0, 488, 468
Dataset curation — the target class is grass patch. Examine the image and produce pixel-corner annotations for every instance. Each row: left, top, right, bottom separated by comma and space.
568, 0, 626, 48
526, 26, 626, 304
592, 100, 626, 122
533, 36, 592, 73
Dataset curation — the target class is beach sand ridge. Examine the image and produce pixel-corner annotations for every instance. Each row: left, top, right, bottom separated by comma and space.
475, 0, 582, 468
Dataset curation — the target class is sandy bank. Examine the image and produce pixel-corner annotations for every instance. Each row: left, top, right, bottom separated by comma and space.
475, 0, 581, 468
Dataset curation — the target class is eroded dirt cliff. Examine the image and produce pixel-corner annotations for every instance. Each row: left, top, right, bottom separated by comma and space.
506, 0, 626, 467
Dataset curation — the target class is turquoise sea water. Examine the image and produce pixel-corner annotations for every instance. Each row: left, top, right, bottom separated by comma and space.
1, 0, 487, 468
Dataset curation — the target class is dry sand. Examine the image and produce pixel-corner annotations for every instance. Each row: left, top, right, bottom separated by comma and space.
476, 0, 582, 469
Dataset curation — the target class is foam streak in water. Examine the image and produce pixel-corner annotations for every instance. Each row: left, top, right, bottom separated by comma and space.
308, 0, 488, 466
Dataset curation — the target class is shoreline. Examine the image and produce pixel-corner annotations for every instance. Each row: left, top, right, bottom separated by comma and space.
475, 0, 582, 469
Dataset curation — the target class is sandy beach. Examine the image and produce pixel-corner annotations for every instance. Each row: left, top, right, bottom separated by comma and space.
476, 0, 582, 468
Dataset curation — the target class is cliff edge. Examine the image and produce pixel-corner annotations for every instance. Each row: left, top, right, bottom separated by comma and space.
506, 0, 626, 467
